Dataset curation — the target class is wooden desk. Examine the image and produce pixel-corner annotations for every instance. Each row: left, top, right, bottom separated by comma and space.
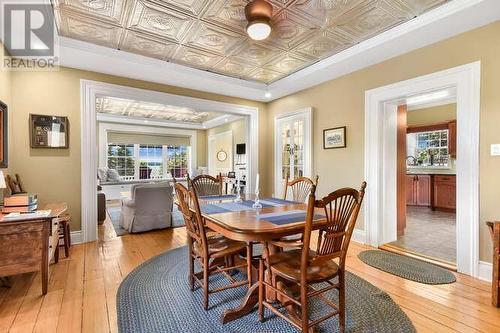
0, 203, 67, 295
196, 196, 326, 323
487, 221, 500, 307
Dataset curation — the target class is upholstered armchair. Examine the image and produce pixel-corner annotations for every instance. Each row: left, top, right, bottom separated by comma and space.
120, 182, 174, 233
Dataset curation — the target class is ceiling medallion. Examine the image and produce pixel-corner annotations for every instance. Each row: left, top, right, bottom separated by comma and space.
245, 0, 273, 41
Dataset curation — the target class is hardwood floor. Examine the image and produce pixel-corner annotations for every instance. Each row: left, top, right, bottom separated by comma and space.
0, 215, 499, 333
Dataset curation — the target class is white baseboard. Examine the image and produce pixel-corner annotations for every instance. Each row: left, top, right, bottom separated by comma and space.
70, 230, 83, 245
477, 261, 492, 282
352, 229, 366, 244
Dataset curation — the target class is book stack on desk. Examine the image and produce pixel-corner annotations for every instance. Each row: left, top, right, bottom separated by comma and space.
2, 194, 38, 213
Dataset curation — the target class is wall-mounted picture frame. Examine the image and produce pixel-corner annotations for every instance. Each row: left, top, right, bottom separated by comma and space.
30, 114, 69, 148
0, 101, 8, 168
323, 126, 346, 149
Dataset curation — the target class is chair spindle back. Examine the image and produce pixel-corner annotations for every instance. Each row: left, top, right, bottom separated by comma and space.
283, 175, 319, 203
174, 183, 207, 252
301, 182, 367, 273
188, 174, 223, 196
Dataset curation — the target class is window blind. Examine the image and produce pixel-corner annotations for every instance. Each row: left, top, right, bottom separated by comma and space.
107, 132, 190, 146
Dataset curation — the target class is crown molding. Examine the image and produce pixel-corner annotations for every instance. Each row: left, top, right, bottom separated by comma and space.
58, 0, 500, 102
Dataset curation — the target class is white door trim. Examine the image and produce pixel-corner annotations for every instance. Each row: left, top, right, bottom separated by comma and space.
364, 62, 481, 277
274, 107, 313, 197
81, 80, 259, 243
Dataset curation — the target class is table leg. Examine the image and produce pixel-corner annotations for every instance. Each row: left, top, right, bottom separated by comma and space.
222, 283, 259, 324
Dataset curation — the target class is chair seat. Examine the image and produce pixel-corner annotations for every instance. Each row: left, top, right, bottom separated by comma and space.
193, 236, 246, 259
269, 249, 339, 283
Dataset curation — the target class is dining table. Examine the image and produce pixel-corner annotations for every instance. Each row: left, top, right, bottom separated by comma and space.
194, 194, 327, 324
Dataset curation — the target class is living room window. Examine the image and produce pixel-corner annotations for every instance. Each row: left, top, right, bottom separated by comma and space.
139, 144, 164, 179
167, 145, 189, 178
107, 143, 190, 180
107, 144, 135, 179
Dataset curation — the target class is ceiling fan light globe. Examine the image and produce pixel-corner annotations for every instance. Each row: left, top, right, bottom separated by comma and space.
246, 21, 271, 41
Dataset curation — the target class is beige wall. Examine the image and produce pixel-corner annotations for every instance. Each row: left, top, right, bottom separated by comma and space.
0, 44, 12, 200
9, 68, 266, 231
407, 103, 456, 126
267, 21, 500, 262
205, 118, 247, 175
196, 129, 207, 167
207, 118, 247, 145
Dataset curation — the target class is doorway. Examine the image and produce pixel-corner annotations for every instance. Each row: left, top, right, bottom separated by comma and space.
387, 92, 457, 266
80, 80, 260, 243
364, 62, 480, 276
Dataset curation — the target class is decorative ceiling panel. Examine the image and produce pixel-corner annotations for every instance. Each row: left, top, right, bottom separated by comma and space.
55, 9, 123, 48
127, 0, 195, 43
53, 0, 451, 83
53, 0, 127, 24
172, 46, 223, 69
119, 31, 178, 60
96, 96, 224, 123
184, 21, 246, 55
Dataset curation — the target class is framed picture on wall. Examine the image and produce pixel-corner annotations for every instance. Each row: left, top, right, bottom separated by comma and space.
0, 101, 8, 168
30, 114, 69, 148
323, 126, 346, 149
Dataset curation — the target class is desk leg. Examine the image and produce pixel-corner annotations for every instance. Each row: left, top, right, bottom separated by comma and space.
41, 221, 50, 295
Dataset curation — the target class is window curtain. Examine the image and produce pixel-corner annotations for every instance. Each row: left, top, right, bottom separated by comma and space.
107, 132, 190, 146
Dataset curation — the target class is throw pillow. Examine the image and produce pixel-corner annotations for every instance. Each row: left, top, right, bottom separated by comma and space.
107, 169, 121, 182
97, 167, 108, 181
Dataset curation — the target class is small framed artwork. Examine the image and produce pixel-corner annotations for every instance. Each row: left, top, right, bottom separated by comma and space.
323, 126, 346, 149
30, 114, 69, 148
0, 101, 8, 167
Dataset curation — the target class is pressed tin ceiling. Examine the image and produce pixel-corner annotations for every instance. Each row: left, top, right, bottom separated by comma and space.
96, 96, 224, 123
53, 0, 450, 84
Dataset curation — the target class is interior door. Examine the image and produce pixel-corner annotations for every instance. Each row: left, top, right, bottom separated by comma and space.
275, 110, 312, 198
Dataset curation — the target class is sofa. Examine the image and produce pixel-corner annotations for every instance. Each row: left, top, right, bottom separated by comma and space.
120, 182, 174, 233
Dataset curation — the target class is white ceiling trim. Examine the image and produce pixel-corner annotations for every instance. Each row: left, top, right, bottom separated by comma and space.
96, 112, 242, 129
59, 0, 500, 102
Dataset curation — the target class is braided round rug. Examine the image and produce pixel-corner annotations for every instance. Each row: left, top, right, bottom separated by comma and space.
358, 250, 456, 285
117, 246, 415, 333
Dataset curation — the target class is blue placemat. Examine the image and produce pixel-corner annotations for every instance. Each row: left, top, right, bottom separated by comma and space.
200, 198, 298, 215
259, 210, 325, 225
198, 194, 237, 200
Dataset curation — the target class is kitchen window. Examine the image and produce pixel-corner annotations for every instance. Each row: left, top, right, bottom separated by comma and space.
408, 129, 450, 167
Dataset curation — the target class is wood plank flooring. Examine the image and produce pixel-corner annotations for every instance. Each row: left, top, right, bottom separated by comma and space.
0, 216, 499, 333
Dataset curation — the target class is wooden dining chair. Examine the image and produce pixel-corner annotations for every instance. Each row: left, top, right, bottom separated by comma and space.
188, 173, 223, 196
259, 182, 367, 332
283, 174, 319, 203
175, 183, 253, 310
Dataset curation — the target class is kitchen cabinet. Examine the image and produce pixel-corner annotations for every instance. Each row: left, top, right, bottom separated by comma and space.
433, 175, 456, 211
406, 174, 431, 207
